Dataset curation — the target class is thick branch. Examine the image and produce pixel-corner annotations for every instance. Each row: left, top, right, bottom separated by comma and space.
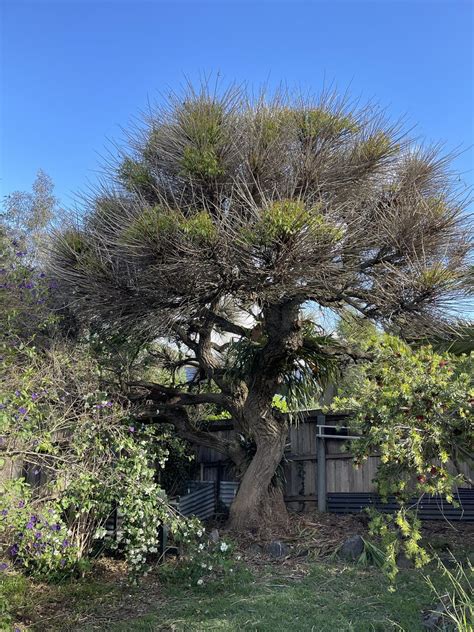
203, 309, 251, 338
130, 381, 228, 408
139, 409, 244, 462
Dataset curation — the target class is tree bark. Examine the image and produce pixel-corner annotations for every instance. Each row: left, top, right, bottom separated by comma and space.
228, 417, 288, 532
227, 301, 302, 531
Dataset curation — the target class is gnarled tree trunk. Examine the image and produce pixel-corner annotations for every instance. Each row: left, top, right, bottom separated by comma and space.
228, 301, 302, 531
228, 414, 289, 532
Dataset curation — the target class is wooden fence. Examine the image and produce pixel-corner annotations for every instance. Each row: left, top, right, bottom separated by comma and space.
196, 411, 473, 513
3, 410, 472, 520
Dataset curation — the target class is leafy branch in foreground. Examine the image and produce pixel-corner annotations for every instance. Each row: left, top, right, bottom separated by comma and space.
0, 231, 195, 580
332, 334, 473, 576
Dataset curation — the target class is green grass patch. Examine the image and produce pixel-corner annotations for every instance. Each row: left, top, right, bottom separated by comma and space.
2, 557, 470, 631
99, 561, 454, 632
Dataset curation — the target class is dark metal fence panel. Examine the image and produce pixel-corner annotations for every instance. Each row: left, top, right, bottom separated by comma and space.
219, 481, 239, 507
327, 490, 474, 521
176, 481, 238, 516
178, 482, 216, 520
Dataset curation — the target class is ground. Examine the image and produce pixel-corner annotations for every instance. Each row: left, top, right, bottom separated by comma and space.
2, 514, 473, 632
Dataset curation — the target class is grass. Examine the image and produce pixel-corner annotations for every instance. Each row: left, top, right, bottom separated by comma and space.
2, 557, 465, 632
107, 563, 452, 632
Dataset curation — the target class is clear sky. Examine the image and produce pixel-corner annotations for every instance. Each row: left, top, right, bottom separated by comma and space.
1, 0, 473, 206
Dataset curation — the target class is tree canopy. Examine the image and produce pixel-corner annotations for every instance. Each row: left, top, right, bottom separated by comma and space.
50, 83, 473, 530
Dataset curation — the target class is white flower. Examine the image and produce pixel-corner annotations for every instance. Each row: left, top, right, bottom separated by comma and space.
197, 578, 204, 586
197, 529, 203, 537
201, 562, 207, 568
220, 542, 229, 552
198, 543, 205, 551
208, 565, 213, 570
236, 555, 241, 560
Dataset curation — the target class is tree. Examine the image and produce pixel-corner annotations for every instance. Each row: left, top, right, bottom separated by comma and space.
1, 169, 58, 262
49, 83, 472, 531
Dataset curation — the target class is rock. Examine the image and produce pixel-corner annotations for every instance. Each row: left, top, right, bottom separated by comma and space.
397, 552, 414, 569
248, 543, 263, 556
209, 528, 220, 544
264, 540, 290, 558
422, 600, 447, 630
338, 535, 364, 561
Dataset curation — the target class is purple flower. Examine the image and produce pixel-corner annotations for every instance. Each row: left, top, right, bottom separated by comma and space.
26, 515, 38, 529
14, 390, 20, 397
35, 531, 42, 539
16, 251, 26, 257
0, 562, 8, 571
105, 401, 113, 407
62, 539, 69, 547
51, 523, 61, 531
18, 407, 27, 415
1, 509, 8, 516
31, 392, 39, 401
10, 544, 19, 556
128, 426, 135, 433
0, 404, 5, 410
17, 500, 25, 508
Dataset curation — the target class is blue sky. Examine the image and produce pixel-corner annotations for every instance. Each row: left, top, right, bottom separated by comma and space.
1, 0, 473, 206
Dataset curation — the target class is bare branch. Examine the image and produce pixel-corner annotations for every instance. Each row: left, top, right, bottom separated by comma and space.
130, 381, 228, 408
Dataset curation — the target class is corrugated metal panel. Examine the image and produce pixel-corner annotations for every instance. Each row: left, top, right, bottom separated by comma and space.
219, 481, 239, 507
178, 482, 216, 520
327, 490, 474, 521
185, 481, 212, 494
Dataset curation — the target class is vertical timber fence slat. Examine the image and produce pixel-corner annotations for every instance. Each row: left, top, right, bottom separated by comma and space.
316, 412, 327, 512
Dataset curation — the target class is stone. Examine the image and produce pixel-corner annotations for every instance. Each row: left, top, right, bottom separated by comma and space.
264, 540, 290, 558
338, 535, 365, 561
396, 552, 414, 569
422, 600, 447, 630
208, 528, 220, 544
248, 543, 263, 556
